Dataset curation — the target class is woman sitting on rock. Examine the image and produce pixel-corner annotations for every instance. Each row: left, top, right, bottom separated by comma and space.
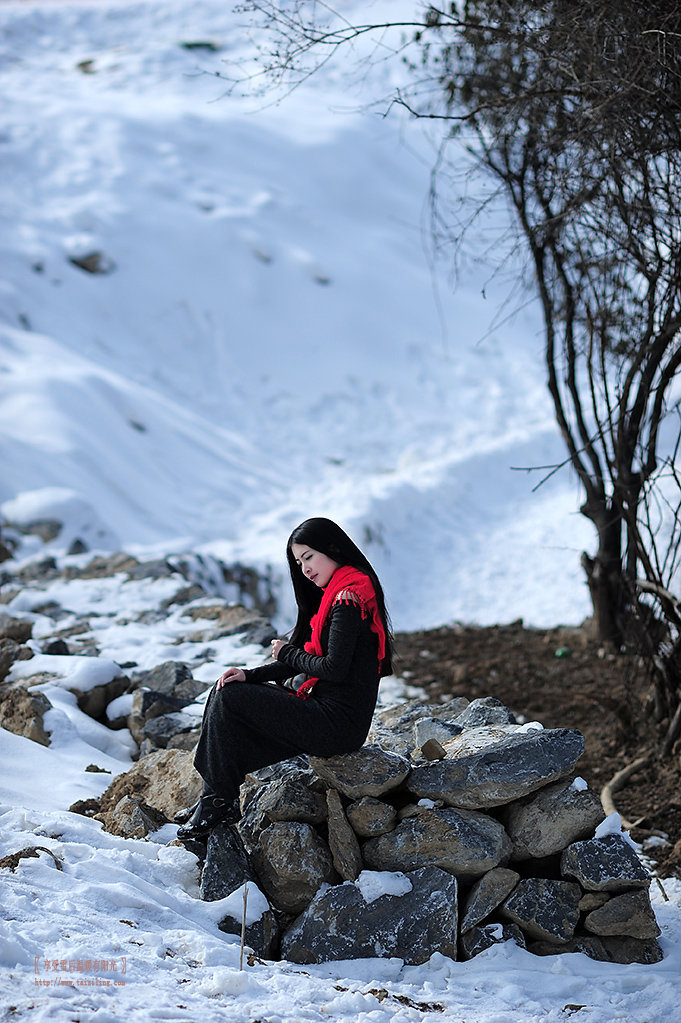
177, 517, 393, 841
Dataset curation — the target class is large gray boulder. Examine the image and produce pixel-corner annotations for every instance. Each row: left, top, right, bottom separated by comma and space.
362, 806, 512, 881
281, 866, 459, 965
406, 727, 585, 809
504, 778, 605, 860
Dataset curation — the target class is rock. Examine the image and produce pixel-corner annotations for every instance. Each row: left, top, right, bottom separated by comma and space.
67, 553, 139, 579
369, 697, 469, 756
0, 614, 32, 644
584, 890, 661, 939
160, 584, 206, 609
72, 674, 129, 721
181, 603, 275, 646
362, 807, 512, 881
128, 682, 203, 746
414, 718, 463, 748
98, 748, 202, 823
500, 878, 582, 944
251, 822, 338, 914
68, 250, 115, 274
166, 729, 201, 751
201, 823, 257, 900
560, 833, 651, 892
326, 789, 362, 881
104, 795, 167, 839
504, 778, 606, 860
459, 922, 526, 960
454, 697, 517, 728
419, 738, 447, 761
0, 686, 52, 746
216, 885, 280, 961
239, 768, 327, 851
530, 934, 664, 965
43, 639, 70, 655
130, 661, 206, 704
460, 866, 520, 933
346, 796, 397, 838
309, 745, 411, 800
142, 711, 199, 749
281, 866, 459, 966
0, 635, 34, 682
406, 727, 585, 809
579, 891, 610, 912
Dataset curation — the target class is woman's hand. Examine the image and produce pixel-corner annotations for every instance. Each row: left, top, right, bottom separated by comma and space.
270, 638, 287, 659
216, 666, 246, 690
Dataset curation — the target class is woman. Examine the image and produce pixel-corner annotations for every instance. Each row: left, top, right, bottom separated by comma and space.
177, 517, 393, 841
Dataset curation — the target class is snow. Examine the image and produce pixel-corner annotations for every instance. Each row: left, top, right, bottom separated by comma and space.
0, 0, 597, 633
1, 1, 680, 1020
356, 870, 413, 905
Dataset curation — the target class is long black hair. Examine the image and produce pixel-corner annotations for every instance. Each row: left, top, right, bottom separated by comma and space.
286, 517, 393, 675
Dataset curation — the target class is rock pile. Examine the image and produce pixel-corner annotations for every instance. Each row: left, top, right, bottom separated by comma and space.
105, 695, 662, 968
0, 545, 663, 969
211, 698, 661, 966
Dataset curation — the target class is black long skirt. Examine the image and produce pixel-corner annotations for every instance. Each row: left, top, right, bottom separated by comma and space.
192, 680, 373, 803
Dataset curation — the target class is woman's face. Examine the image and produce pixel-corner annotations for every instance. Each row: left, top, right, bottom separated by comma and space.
291, 542, 340, 589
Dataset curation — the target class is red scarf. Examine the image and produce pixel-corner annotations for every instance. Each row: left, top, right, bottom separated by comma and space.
296, 565, 386, 700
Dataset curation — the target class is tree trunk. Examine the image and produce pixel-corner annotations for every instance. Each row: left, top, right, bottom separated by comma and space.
580, 506, 626, 646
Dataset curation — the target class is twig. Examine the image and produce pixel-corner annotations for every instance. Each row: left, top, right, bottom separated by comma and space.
239, 883, 249, 970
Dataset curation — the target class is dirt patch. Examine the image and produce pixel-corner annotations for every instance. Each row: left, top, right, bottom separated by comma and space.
393, 620, 681, 878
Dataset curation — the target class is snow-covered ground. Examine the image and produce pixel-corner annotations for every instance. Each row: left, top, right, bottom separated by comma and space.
0, 0, 595, 633
2, 1, 679, 1020
2, 560, 680, 1023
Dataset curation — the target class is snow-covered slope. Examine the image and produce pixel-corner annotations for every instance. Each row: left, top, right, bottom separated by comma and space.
0, 0, 593, 631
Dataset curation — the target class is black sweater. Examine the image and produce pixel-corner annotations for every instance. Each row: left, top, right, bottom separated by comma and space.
244, 602, 380, 742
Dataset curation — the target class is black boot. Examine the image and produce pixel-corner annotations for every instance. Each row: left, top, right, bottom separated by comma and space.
174, 781, 216, 825
176, 794, 239, 841
173, 799, 200, 825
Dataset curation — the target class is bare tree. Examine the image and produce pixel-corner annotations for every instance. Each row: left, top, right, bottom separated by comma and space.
238, 0, 681, 750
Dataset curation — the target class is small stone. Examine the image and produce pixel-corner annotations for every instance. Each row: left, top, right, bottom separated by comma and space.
420, 738, 447, 761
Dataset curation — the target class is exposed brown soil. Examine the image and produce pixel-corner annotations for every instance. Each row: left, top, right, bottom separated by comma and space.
394, 620, 681, 879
